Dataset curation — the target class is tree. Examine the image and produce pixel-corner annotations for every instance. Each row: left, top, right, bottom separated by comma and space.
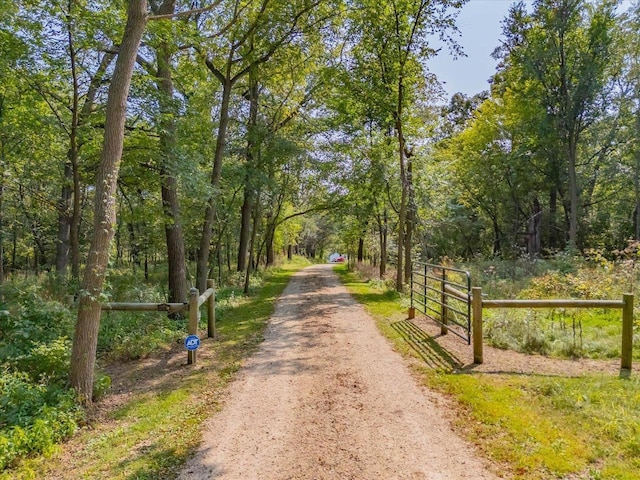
493, 0, 617, 249
344, 0, 464, 290
16, 0, 118, 279
136, 0, 189, 308
70, 0, 148, 403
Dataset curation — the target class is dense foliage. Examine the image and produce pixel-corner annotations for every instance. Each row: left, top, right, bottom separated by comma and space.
0, 285, 83, 469
1, 0, 639, 472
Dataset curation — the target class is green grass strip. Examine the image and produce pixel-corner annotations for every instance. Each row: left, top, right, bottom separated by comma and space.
3, 257, 310, 480
335, 265, 640, 480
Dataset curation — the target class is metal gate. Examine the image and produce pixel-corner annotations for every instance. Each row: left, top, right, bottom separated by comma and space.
410, 262, 472, 344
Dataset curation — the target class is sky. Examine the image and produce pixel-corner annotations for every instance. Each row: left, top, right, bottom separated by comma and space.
430, 0, 633, 99
428, 0, 527, 98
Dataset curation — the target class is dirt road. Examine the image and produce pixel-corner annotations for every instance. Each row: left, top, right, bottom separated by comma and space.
178, 264, 500, 479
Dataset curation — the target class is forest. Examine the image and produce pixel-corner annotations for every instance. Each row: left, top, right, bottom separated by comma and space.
1, 0, 640, 475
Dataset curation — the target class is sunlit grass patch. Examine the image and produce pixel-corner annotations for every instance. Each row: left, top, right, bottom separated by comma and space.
484, 307, 638, 360
336, 264, 640, 480
3, 257, 310, 480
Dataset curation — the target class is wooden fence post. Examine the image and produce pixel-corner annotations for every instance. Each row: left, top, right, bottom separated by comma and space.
207, 279, 216, 339
472, 287, 483, 364
188, 287, 199, 365
621, 293, 634, 371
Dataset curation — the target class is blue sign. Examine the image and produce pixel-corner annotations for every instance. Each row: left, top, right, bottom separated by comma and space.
184, 335, 201, 351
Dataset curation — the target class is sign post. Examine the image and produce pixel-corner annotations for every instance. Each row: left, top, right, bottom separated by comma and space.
188, 288, 199, 365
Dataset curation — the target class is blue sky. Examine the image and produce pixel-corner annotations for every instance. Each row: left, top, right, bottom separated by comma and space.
429, 0, 529, 98
430, 0, 632, 99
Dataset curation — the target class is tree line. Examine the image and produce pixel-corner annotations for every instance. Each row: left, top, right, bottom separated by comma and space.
0, 0, 638, 401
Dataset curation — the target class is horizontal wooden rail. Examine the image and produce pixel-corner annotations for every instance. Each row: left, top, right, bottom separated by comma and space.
102, 302, 187, 313
96, 279, 217, 365
198, 287, 215, 307
483, 299, 624, 309
473, 288, 634, 371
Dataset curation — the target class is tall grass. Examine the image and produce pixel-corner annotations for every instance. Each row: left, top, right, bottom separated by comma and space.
458, 256, 640, 359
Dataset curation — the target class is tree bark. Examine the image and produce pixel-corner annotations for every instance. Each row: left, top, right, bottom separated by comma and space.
238, 69, 260, 272
395, 113, 407, 292
56, 163, 72, 275
237, 188, 253, 272
197, 79, 232, 291
265, 222, 276, 266
404, 154, 414, 284
70, 0, 147, 404
567, 133, 579, 249
243, 188, 261, 294
154, 0, 188, 307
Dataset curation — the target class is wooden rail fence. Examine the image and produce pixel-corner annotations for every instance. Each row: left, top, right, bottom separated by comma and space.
100, 279, 216, 365
409, 271, 635, 372
470, 287, 634, 371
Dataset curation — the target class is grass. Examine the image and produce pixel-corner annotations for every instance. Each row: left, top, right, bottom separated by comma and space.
464, 257, 640, 360
335, 263, 640, 480
2, 256, 310, 480
483, 307, 638, 360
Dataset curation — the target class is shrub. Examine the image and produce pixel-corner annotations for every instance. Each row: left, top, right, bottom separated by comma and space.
0, 370, 84, 470
13, 338, 72, 384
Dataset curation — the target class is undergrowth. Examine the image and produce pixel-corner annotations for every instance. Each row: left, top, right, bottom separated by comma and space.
460, 256, 640, 360
0, 256, 310, 477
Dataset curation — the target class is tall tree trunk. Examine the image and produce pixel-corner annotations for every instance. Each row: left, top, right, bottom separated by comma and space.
357, 237, 364, 262
70, 156, 81, 279
237, 68, 259, 273
197, 79, 232, 291
395, 116, 407, 292
548, 186, 559, 250
527, 199, 542, 259
243, 188, 261, 294
265, 222, 276, 266
404, 155, 414, 284
492, 217, 502, 255
0, 137, 4, 285
567, 134, 579, 249
377, 209, 388, 278
70, 0, 147, 404
264, 171, 278, 267
56, 164, 72, 275
237, 189, 253, 272
155, 1, 187, 306
58, 12, 115, 279
60, 4, 80, 278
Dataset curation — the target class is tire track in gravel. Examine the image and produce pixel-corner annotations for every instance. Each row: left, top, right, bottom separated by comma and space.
177, 264, 500, 480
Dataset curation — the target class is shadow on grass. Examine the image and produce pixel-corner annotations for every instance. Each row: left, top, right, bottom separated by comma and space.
120, 442, 187, 480
391, 319, 461, 372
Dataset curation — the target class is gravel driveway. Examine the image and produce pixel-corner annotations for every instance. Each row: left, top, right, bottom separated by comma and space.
178, 264, 500, 479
